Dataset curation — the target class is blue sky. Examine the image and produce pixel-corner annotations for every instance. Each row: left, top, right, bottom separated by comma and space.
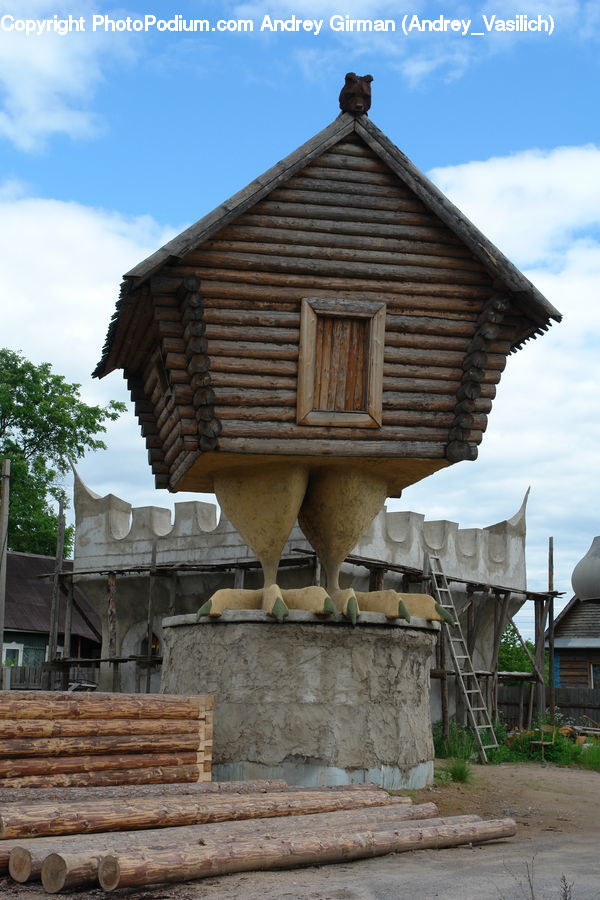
1, 1, 599, 637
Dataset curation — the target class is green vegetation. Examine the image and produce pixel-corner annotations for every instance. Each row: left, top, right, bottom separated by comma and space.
442, 757, 472, 783
0, 348, 126, 556
434, 715, 600, 772
433, 720, 476, 760
486, 720, 600, 771
498, 621, 535, 673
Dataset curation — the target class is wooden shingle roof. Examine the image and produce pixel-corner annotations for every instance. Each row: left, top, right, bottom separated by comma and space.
94, 113, 561, 379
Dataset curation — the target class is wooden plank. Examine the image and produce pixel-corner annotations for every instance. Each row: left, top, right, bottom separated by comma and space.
240, 211, 463, 242
217, 420, 453, 442
193, 250, 490, 286
0, 751, 199, 779
97, 819, 517, 890
210, 357, 297, 377
0, 790, 399, 839
183, 269, 492, 302
208, 340, 298, 361
268, 187, 427, 214
204, 238, 483, 273
0, 766, 202, 790
217, 222, 470, 257
0, 734, 201, 759
217, 437, 446, 458
0, 719, 202, 740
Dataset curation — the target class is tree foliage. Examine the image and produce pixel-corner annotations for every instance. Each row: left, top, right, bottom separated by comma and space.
498, 621, 535, 673
0, 348, 126, 556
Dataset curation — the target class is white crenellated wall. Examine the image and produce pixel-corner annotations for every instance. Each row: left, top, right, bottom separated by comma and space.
73, 468, 527, 591
72, 468, 528, 699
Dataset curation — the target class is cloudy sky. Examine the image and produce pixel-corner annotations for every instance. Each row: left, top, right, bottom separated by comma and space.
1, 0, 598, 636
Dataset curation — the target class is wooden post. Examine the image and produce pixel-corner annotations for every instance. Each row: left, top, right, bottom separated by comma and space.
548, 537, 556, 724
439, 630, 449, 739
45, 499, 65, 689
145, 545, 157, 694
63, 576, 74, 660
0, 459, 10, 667
517, 681, 524, 730
534, 596, 547, 720
466, 589, 475, 657
168, 573, 177, 617
368, 567, 385, 592
233, 567, 245, 590
107, 573, 118, 693
314, 556, 322, 587
526, 680, 535, 729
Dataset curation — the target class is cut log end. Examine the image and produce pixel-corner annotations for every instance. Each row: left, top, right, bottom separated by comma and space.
98, 856, 120, 891
8, 846, 32, 883
40, 853, 68, 894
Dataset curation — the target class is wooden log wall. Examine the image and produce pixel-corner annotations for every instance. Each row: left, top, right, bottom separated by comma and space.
0, 691, 213, 789
168, 134, 513, 465
111, 132, 523, 488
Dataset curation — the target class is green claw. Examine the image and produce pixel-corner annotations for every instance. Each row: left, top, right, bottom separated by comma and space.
270, 595, 289, 623
398, 599, 411, 623
435, 602, 456, 625
197, 599, 212, 618
345, 594, 359, 626
322, 596, 336, 615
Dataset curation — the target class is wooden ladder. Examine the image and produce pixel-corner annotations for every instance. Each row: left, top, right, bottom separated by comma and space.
424, 553, 499, 763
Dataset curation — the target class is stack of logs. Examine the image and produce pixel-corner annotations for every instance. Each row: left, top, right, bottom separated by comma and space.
0, 780, 517, 893
0, 691, 213, 788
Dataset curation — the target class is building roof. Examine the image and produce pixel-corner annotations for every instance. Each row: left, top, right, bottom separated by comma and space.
5, 551, 101, 643
546, 595, 600, 647
94, 112, 561, 379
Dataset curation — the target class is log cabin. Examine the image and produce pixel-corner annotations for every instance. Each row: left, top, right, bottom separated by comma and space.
94, 89, 561, 619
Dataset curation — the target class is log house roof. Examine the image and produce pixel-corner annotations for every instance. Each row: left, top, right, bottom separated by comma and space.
95, 113, 561, 379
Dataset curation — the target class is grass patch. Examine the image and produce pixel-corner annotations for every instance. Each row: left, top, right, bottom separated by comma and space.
443, 757, 472, 783
433, 721, 476, 760
580, 741, 600, 771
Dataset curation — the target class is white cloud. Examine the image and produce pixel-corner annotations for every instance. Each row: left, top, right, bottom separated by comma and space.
428, 145, 600, 267
0, 1, 133, 150
396, 145, 600, 635
0, 184, 218, 512
233, 0, 599, 86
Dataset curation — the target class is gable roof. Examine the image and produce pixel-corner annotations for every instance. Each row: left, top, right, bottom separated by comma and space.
6, 551, 101, 642
94, 112, 561, 379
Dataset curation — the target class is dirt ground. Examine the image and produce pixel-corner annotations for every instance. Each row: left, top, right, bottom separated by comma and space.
1, 762, 599, 900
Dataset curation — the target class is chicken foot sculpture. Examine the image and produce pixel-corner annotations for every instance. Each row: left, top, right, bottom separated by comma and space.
198, 462, 444, 624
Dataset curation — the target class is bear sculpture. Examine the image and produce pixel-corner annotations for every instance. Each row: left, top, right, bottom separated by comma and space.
339, 72, 373, 115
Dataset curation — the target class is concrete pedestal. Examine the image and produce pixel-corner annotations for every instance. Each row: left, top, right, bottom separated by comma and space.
161, 610, 438, 789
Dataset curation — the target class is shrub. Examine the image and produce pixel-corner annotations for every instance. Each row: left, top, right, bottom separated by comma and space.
580, 741, 600, 771
433, 721, 476, 760
443, 758, 472, 783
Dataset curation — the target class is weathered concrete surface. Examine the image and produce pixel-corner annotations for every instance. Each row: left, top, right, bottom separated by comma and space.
161, 613, 437, 789
72, 469, 528, 697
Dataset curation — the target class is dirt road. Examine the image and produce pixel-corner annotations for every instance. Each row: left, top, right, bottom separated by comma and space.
1, 763, 598, 899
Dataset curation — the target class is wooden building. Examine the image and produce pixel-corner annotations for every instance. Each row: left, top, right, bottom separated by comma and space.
549, 598, 600, 688
2, 551, 101, 672
94, 111, 561, 501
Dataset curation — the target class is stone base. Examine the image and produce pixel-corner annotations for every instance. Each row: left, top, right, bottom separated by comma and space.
213, 760, 434, 791
161, 610, 439, 790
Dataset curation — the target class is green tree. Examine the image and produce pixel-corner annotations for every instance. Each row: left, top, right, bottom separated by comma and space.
0, 348, 126, 556
498, 621, 536, 673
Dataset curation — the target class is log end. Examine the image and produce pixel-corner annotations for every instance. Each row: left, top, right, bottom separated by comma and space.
41, 853, 68, 894
8, 846, 33, 883
98, 855, 120, 891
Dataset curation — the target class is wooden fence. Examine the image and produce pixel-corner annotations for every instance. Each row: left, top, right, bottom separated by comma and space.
0, 665, 100, 691
498, 684, 600, 728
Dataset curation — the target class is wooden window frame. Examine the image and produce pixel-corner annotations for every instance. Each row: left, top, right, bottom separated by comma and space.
297, 298, 386, 428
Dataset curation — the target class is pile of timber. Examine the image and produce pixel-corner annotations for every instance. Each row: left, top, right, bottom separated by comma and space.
0, 780, 517, 893
0, 690, 213, 788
